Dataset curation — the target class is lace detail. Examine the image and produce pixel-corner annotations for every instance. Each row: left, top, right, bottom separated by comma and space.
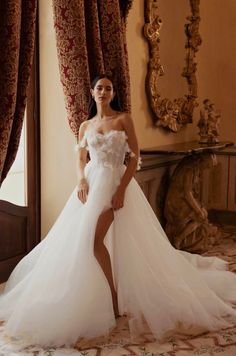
126, 146, 142, 171
75, 130, 141, 171
75, 135, 88, 152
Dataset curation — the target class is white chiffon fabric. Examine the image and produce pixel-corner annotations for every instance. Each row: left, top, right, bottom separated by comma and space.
1, 129, 236, 348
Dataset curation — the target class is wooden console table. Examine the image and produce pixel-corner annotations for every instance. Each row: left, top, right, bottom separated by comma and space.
139, 141, 234, 253
141, 140, 233, 156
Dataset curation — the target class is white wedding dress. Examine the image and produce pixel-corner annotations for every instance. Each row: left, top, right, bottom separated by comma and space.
1, 129, 236, 348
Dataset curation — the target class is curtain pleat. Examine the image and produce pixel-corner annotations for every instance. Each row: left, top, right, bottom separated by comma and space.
0, 0, 37, 185
52, 0, 133, 138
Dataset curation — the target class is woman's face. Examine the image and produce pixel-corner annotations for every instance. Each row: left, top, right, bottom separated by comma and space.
91, 78, 115, 106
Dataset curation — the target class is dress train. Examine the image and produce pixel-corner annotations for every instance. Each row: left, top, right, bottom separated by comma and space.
0, 130, 236, 347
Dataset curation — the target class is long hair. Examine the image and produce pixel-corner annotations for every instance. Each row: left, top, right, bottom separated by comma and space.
87, 74, 122, 120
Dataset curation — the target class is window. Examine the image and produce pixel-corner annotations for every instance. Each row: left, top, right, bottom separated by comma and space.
0, 117, 27, 206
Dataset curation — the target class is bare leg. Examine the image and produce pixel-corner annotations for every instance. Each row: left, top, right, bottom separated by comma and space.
94, 208, 119, 317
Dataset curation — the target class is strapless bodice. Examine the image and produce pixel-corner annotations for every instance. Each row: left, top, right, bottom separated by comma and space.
78, 130, 129, 169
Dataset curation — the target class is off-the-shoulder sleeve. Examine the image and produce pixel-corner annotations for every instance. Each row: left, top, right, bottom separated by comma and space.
126, 143, 142, 171
74, 134, 88, 152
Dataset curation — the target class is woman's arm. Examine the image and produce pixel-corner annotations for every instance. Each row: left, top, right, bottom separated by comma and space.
112, 114, 139, 210
120, 113, 139, 189
76, 121, 89, 203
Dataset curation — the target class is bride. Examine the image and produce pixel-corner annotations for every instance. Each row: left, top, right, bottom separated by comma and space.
1, 74, 236, 348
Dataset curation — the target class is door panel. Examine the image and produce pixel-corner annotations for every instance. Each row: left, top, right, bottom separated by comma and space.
0, 201, 28, 282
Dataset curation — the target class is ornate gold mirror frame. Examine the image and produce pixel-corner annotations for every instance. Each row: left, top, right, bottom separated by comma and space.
143, 0, 202, 132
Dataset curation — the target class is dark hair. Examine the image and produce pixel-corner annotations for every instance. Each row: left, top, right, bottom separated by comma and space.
87, 74, 122, 120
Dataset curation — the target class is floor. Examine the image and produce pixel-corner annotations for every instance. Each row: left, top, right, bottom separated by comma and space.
1, 225, 236, 355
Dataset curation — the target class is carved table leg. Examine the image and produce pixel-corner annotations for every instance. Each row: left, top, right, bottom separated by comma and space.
164, 153, 220, 253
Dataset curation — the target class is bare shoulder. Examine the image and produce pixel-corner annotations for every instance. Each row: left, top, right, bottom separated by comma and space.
117, 112, 138, 147
80, 120, 89, 129
117, 112, 134, 130
78, 120, 90, 139
117, 112, 139, 153
80, 119, 93, 133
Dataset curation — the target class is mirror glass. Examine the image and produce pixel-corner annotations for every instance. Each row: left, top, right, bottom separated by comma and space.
158, 0, 189, 100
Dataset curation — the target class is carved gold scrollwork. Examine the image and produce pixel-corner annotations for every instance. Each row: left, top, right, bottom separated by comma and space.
144, 0, 202, 132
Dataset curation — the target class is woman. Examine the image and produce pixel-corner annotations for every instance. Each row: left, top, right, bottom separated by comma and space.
1, 74, 236, 348
77, 74, 139, 319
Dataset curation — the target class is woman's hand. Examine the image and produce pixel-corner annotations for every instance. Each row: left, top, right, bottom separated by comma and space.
112, 186, 125, 211
77, 178, 89, 204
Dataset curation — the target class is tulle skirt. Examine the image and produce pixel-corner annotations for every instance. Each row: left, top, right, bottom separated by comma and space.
1, 161, 236, 347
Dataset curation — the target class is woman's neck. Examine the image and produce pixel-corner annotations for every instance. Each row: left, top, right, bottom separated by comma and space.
96, 105, 115, 120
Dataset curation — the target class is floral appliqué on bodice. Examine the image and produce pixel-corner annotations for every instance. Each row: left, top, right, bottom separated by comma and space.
76, 130, 141, 170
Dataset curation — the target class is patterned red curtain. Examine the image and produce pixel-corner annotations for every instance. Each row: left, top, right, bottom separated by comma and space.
0, 0, 37, 185
52, 0, 133, 138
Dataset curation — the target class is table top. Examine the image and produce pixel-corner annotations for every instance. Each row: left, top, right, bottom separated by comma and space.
141, 141, 234, 155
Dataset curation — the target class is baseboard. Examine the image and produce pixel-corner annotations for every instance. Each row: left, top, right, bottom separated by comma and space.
208, 209, 236, 226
